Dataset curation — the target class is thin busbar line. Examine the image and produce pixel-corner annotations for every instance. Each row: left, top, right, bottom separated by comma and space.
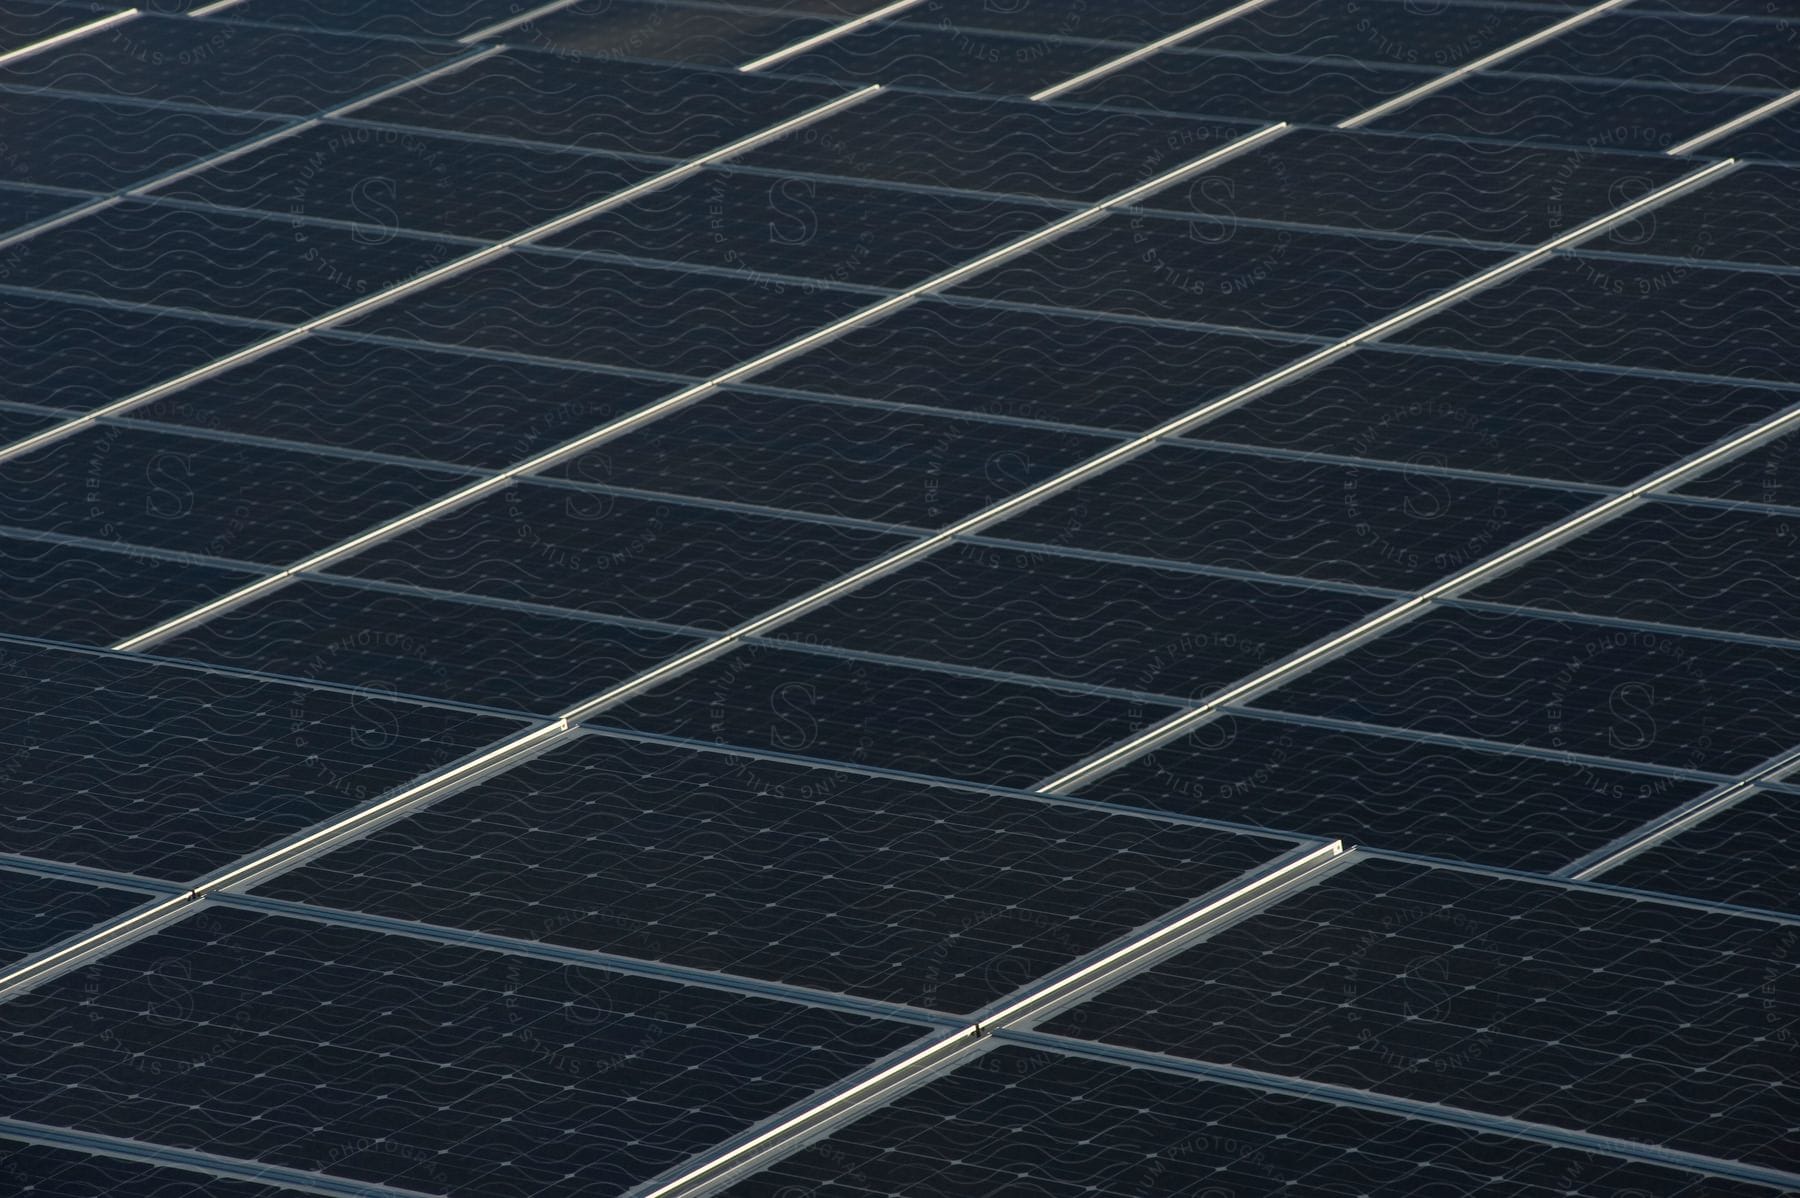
0, 46, 505, 257
739, 0, 926, 73
104, 119, 1290, 654
1337, 0, 1638, 130
1667, 84, 1800, 156
0, 82, 884, 471
1027, 0, 1274, 102
0, 7, 137, 68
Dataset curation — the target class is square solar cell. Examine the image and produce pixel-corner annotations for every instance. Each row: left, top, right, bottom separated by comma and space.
546, 390, 1117, 526
1077, 711, 1713, 872
1632, 164, 1800, 270
1371, 70, 1769, 150
1039, 857, 1800, 1176
509, 1, 835, 70
259, 732, 1294, 1011
1608, 790, 1800, 918
0, 15, 462, 116
752, 299, 1302, 432
1504, 10, 1800, 90
0, 642, 520, 879
1255, 605, 1800, 774
0, 863, 157, 973
755, 24, 1117, 95
0, 293, 267, 413
545, 167, 1062, 290
159, 121, 661, 242
722, 1042, 1785, 1197
0, 906, 929, 1197
346, 246, 875, 375
0, 425, 465, 564
990, 444, 1592, 591
1676, 432, 1800, 509
1396, 255, 1800, 384
0, 1141, 299, 1198
955, 212, 1508, 338
1139, 126, 1699, 245
601, 640, 1175, 787
137, 335, 672, 470
739, 89, 1249, 202
159, 579, 704, 714
0, 532, 264, 648
0, 91, 280, 192
1197, 347, 1799, 487
4, 200, 460, 324
1080, 49, 1435, 125
784, 542, 1387, 699
353, 49, 851, 157
327, 481, 907, 630
1473, 500, 1800, 642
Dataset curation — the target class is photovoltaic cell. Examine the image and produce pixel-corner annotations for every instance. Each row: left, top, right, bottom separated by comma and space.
1608, 792, 1800, 917
326, 482, 908, 630
602, 640, 1175, 787
1502, 11, 1800, 91
1254, 605, 1800, 775
233, 0, 531, 40
0, 92, 283, 192
0, 425, 465, 564
1076, 711, 1713, 873
0, 16, 462, 117
259, 732, 1294, 1011
1191, 0, 1558, 66
159, 579, 705, 714
1079, 50, 1435, 125
783, 543, 1388, 699
0, 906, 928, 1197
1040, 857, 1800, 1175
509, 2, 833, 71
0, 533, 264, 648
754, 25, 1116, 96
722, 1043, 1786, 1197
1633, 164, 1800, 271
0, 641, 519, 879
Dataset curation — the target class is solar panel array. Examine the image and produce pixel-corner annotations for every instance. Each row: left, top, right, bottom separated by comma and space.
0, 0, 1796, 1194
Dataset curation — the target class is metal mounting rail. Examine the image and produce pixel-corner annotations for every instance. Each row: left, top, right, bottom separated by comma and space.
105, 119, 1290, 654
629, 842, 1344, 1198
0, 8, 137, 68
1668, 84, 1800, 156
740, 0, 926, 73
0, 82, 883, 470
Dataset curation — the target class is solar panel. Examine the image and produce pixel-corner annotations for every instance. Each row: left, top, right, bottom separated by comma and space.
2, 0, 1797, 1193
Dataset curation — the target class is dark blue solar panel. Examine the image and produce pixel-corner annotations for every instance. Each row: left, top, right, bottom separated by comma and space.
346, 247, 874, 375
1609, 792, 1800, 917
758, 24, 1114, 95
752, 299, 1302, 431
160, 579, 703, 713
7, 200, 459, 324
946, 0, 1217, 41
259, 732, 1293, 1010
0, 1141, 298, 1198
1635, 164, 1800, 270
230, 0, 525, 40
0, 91, 281, 192
0, 425, 464, 564
1081, 50, 1433, 125
0, 533, 264, 648
1397, 255, 1800, 384
159, 122, 660, 241
0, 16, 462, 116
327, 482, 907, 630
545, 168, 1060, 289
989, 445, 1592, 590
957, 214, 1507, 338
603, 640, 1174, 787
0, 905, 928, 1196
1371, 71, 1768, 149
0, 642, 520, 878
1504, 11, 1800, 90
1194, 0, 1557, 65
1197, 348, 1799, 486
1474, 500, 1800, 642
136, 335, 671, 470
352, 50, 852, 157
722, 1043, 1785, 1197
1676, 433, 1800, 509
1255, 606, 1800, 774
1140, 126, 1698, 244
1078, 711, 1713, 872
0, 865, 153, 972
1710, 106, 1800, 165
510, 2, 832, 70
0, 1, 112, 47
0, 293, 267, 413
739, 89, 1247, 202
1040, 858, 1800, 1176
546, 391, 1115, 525
784, 543, 1387, 698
